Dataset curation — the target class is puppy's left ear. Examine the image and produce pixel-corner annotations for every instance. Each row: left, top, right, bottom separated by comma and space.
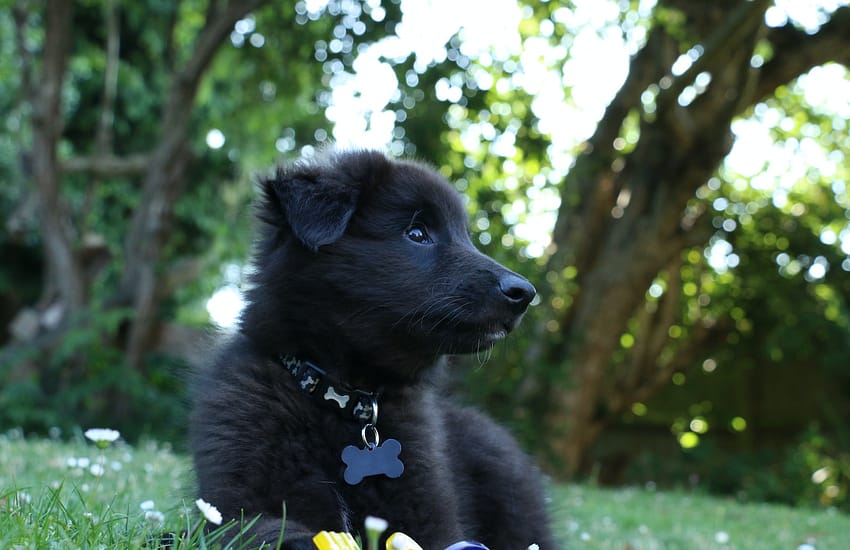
261, 165, 359, 252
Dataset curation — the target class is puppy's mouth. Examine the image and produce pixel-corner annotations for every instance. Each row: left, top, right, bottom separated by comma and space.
459, 319, 518, 342
411, 311, 526, 352
482, 322, 510, 341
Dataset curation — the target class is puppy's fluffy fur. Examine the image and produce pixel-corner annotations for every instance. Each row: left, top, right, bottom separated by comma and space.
190, 150, 554, 549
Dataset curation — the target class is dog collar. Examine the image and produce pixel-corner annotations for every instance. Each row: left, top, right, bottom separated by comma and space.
278, 354, 379, 424
278, 354, 406, 485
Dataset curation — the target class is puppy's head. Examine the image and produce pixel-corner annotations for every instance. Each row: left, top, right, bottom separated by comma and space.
244, 150, 535, 369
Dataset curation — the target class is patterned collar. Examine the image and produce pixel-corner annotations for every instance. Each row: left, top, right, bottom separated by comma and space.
278, 354, 378, 424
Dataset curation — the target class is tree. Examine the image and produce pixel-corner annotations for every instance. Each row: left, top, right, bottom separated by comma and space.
372, 1, 850, 479
520, 0, 850, 476
0, 0, 400, 437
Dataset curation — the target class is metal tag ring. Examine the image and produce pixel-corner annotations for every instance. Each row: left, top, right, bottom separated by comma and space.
368, 397, 378, 426
361, 423, 380, 449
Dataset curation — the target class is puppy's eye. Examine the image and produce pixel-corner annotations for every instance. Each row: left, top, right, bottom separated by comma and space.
405, 224, 432, 244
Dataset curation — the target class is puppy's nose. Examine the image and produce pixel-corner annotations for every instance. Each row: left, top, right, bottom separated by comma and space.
498, 272, 536, 309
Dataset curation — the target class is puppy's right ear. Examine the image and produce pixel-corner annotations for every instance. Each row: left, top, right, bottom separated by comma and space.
259, 165, 359, 252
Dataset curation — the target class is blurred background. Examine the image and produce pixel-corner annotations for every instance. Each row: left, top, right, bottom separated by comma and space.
1, 0, 849, 513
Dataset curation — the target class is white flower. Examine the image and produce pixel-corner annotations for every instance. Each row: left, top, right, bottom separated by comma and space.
77, 457, 91, 468
387, 532, 423, 550
195, 498, 223, 525
365, 515, 389, 550
145, 510, 165, 524
84, 428, 120, 449
89, 463, 105, 476
364, 516, 388, 534
527, 545, 540, 550
811, 467, 829, 484
140, 500, 155, 511
715, 531, 730, 544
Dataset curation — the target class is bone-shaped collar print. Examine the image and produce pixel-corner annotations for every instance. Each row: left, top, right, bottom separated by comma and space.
324, 386, 350, 408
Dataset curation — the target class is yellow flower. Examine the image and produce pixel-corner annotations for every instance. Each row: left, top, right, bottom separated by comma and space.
312, 531, 359, 550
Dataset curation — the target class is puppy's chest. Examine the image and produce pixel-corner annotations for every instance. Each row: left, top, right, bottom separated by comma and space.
331, 401, 465, 544
273, 385, 465, 541
309, 394, 454, 488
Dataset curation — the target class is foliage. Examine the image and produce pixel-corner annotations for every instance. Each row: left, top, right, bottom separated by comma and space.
732, 425, 850, 511
437, 0, 850, 481
609, 67, 850, 500
0, 308, 187, 444
611, 424, 850, 514
0, 0, 404, 441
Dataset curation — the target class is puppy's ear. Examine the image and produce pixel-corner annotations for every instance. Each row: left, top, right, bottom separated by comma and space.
260, 165, 359, 252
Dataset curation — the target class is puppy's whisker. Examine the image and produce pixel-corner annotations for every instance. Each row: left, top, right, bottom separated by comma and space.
426, 298, 468, 333
396, 295, 463, 332
471, 322, 497, 366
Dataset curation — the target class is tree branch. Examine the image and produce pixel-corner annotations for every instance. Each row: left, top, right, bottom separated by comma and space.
95, 0, 121, 155
656, 0, 771, 110
144, 0, 267, 174
548, 27, 675, 274
61, 154, 151, 177
119, 0, 268, 371
12, 2, 34, 99
77, 0, 123, 240
642, 319, 728, 403
755, 6, 850, 102
607, 255, 682, 415
181, 0, 265, 92
125, 0, 268, 278
587, 26, 671, 156
163, 2, 179, 72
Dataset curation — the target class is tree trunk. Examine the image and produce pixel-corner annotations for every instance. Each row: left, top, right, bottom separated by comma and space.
537, 0, 850, 477
113, 0, 267, 371
8, 0, 266, 375
27, 0, 83, 319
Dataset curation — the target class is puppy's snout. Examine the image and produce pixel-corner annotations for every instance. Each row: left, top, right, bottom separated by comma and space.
498, 272, 536, 309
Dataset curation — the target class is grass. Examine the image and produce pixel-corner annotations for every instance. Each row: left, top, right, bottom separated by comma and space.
552, 484, 848, 549
2, 430, 848, 549
0, 429, 193, 548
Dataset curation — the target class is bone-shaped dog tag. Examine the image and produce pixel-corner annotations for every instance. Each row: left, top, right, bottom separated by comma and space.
341, 438, 404, 485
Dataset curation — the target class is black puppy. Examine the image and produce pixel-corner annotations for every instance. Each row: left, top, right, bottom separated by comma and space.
190, 150, 555, 549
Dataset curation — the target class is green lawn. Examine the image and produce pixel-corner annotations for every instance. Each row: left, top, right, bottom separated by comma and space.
1, 430, 847, 549
552, 484, 847, 549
